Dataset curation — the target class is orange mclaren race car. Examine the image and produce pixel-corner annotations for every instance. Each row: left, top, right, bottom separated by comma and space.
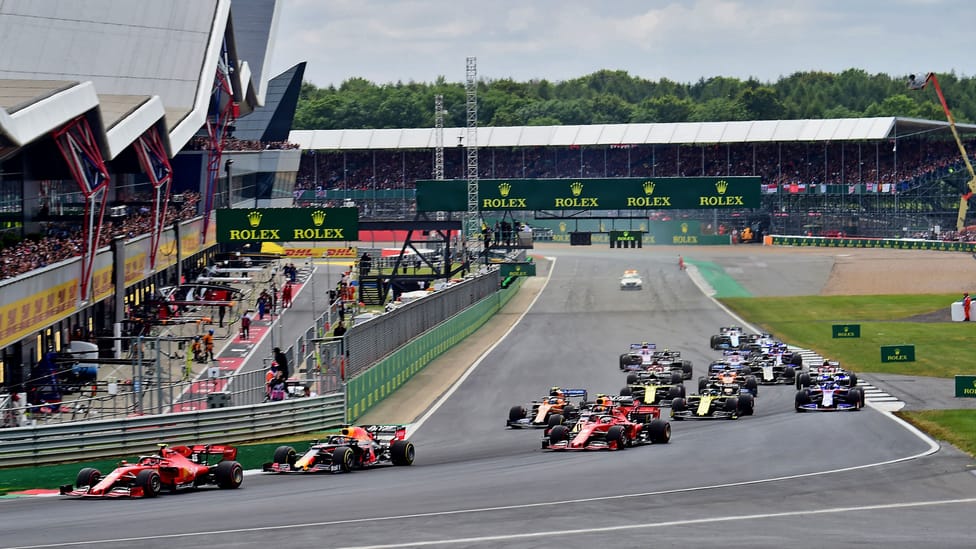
507, 387, 588, 429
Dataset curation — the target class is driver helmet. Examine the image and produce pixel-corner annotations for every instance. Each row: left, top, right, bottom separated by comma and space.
549, 386, 563, 397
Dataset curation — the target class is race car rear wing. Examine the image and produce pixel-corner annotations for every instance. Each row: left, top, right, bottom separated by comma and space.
629, 343, 656, 350
362, 424, 409, 441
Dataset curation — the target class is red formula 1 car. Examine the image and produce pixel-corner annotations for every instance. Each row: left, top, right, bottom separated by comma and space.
542, 396, 671, 450
263, 425, 415, 474
60, 443, 243, 498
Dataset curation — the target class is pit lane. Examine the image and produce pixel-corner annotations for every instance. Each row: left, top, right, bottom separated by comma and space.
2, 247, 975, 549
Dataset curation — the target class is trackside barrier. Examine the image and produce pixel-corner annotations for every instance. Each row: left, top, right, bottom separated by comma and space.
0, 393, 344, 468
346, 277, 524, 421
769, 235, 976, 251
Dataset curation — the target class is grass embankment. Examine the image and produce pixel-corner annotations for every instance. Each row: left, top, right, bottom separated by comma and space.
723, 293, 976, 457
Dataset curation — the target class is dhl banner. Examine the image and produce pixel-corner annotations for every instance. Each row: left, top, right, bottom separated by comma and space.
260, 242, 358, 259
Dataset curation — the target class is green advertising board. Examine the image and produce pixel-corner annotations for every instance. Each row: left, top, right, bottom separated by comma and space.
415, 177, 760, 212
832, 324, 861, 338
609, 230, 643, 248
955, 375, 976, 398
216, 207, 358, 243
880, 344, 916, 363
498, 262, 536, 277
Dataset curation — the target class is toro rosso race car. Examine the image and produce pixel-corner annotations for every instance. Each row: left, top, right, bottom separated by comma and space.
60, 443, 243, 498
543, 396, 671, 450
795, 381, 865, 412
508, 387, 588, 428
264, 425, 415, 473
671, 384, 755, 420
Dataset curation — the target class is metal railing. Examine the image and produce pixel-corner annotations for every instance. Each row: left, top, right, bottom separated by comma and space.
0, 393, 345, 468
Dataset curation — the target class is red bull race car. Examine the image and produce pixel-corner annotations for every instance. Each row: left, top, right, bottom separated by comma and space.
263, 425, 415, 473
508, 387, 588, 428
60, 443, 243, 498
542, 395, 671, 450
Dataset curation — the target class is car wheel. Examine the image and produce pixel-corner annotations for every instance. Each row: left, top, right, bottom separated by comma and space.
508, 405, 526, 423
697, 377, 707, 394
215, 460, 244, 489
390, 439, 415, 466
783, 366, 796, 383
619, 354, 629, 370
667, 385, 683, 400
682, 361, 694, 379
709, 335, 721, 349
647, 419, 671, 444
135, 469, 161, 498
745, 376, 759, 397
273, 445, 296, 466
723, 397, 739, 418
669, 371, 683, 385
548, 425, 570, 445
795, 390, 811, 412
75, 467, 101, 489
797, 372, 812, 389
619, 387, 633, 397
547, 413, 564, 428
791, 353, 803, 367
606, 425, 627, 450
849, 372, 859, 387
332, 446, 354, 473
738, 394, 755, 416
561, 404, 577, 420
626, 373, 639, 385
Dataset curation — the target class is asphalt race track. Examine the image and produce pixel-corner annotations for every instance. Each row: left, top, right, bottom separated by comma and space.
3, 248, 976, 549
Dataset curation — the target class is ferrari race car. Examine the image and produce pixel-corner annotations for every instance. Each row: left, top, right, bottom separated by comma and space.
60, 443, 243, 498
620, 269, 643, 290
795, 382, 865, 412
619, 344, 694, 379
508, 387, 588, 428
264, 424, 415, 473
620, 371, 686, 406
671, 385, 755, 420
542, 396, 671, 450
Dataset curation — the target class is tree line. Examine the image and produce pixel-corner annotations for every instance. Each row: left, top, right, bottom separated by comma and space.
294, 69, 976, 131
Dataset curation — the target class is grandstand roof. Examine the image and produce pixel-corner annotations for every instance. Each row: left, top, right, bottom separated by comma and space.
290, 117, 976, 151
0, 0, 281, 161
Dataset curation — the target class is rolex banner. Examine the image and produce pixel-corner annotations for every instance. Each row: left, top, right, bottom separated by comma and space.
216, 208, 359, 243
415, 177, 760, 212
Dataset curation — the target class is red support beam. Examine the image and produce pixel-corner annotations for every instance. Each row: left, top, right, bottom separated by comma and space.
201, 52, 238, 244
52, 116, 110, 302
134, 126, 173, 270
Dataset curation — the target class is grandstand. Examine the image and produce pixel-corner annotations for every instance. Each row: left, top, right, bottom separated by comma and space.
0, 1, 291, 409
291, 118, 976, 239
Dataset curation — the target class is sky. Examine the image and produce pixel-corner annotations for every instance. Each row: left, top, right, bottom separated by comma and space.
268, 0, 975, 88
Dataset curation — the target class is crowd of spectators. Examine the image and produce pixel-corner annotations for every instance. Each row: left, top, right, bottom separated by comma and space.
184, 136, 299, 151
295, 139, 976, 197
0, 192, 201, 281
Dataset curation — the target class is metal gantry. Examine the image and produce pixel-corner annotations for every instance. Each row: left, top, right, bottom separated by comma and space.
434, 94, 445, 181
464, 57, 480, 252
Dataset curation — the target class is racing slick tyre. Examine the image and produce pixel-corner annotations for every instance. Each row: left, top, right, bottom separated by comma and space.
548, 425, 570, 445
619, 386, 633, 397
790, 353, 803, 367
273, 445, 297, 467
794, 390, 812, 412
547, 414, 565, 428
670, 397, 687, 420
849, 372, 859, 387
668, 384, 686, 399
135, 469, 161, 498
626, 373, 639, 385
709, 335, 721, 349
783, 366, 796, 384
606, 425, 628, 450
737, 394, 755, 416
669, 371, 683, 385
848, 387, 865, 409
723, 397, 740, 419
744, 376, 759, 397
332, 446, 354, 473
390, 439, 416, 466
697, 377, 707, 394
215, 460, 244, 489
796, 372, 812, 389
562, 404, 577, 420
647, 419, 671, 444
508, 405, 527, 424
75, 467, 101, 489
620, 354, 637, 370
682, 361, 694, 379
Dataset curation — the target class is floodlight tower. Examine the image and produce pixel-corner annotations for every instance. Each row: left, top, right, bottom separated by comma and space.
464, 57, 481, 258
908, 72, 976, 231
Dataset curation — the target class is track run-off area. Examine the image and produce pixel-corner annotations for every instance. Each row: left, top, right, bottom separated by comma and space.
3, 245, 976, 549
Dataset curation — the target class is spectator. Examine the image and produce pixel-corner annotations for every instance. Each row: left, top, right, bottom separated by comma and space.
332, 321, 347, 337
964, 292, 972, 321
282, 281, 292, 308
273, 347, 290, 379
240, 312, 251, 340
268, 371, 287, 401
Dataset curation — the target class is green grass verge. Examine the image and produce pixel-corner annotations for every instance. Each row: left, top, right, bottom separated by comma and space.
721, 293, 964, 377
897, 410, 976, 457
